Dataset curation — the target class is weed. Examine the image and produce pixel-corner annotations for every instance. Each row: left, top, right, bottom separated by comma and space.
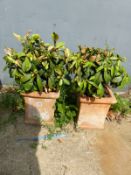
0, 91, 24, 130
29, 142, 38, 149
54, 84, 78, 128
111, 94, 131, 117
0, 91, 24, 111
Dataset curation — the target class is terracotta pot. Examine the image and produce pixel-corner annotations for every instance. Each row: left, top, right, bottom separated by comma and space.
21, 92, 59, 125
78, 87, 117, 129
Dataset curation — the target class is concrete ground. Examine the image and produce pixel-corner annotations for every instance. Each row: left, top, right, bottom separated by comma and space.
0, 109, 131, 175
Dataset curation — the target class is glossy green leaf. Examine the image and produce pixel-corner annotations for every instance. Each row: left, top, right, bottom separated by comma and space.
15, 69, 22, 78
32, 34, 40, 40
83, 61, 96, 68
42, 61, 49, 70
32, 85, 38, 91
88, 84, 93, 95
5, 56, 16, 64
10, 68, 17, 78
83, 81, 87, 89
23, 80, 33, 91
55, 68, 62, 75
96, 65, 104, 72
37, 75, 43, 92
111, 66, 115, 77
48, 46, 54, 51
104, 69, 111, 83
22, 58, 31, 72
34, 50, 39, 57
112, 76, 122, 83
57, 103, 64, 113
27, 53, 34, 61
17, 52, 25, 58
56, 42, 65, 49
78, 81, 84, 89
97, 83, 104, 97
39, 69, 44, 76
89, 76, 95, 81
21, 74, 32, 83
48, 78, 53, 89
88, 81, 98, 88
63, 78, 70, 85
93, 72, 103, 84
42, 80, 47, 88
59, 79, 63, 86
110, 56, 118, 60
115, 72, 121, 76
119, 76, 130, 88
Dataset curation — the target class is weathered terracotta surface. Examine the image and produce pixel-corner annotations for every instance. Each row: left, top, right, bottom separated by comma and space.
78, 87, 117, 129
21, 92, 59, 125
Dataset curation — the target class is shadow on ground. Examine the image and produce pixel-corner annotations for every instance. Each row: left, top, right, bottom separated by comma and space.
0, 105, 41, 175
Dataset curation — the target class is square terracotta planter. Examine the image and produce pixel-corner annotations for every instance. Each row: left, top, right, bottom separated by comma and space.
21, 92, 59, 125
78, 87, 117, 129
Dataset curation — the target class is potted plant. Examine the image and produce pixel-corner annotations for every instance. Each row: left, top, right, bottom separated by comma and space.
66, 46, 129, 128
3, 32, 68, 125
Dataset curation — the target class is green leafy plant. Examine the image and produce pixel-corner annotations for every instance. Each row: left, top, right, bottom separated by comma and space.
0, 91, 24, 130
54, 84, 78, 128
66, 46, 130, 97
54, 46, 129, 127
3, 32, 67, 93
3, 33, 130, 128
0, 91, 24, 111
111, 94, 131, 117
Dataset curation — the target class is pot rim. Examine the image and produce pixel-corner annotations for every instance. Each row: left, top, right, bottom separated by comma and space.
80, 86, 117, 104
21, 91, 59, 99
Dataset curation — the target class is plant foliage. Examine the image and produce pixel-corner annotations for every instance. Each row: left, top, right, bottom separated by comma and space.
54, 84, 78, 128
111, 94, 131, 116
0, 91, 24, 111
0, 91, 24, 130
3, 33, 130, 127
66, 46, 129, 97
3, 32, 67, 93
